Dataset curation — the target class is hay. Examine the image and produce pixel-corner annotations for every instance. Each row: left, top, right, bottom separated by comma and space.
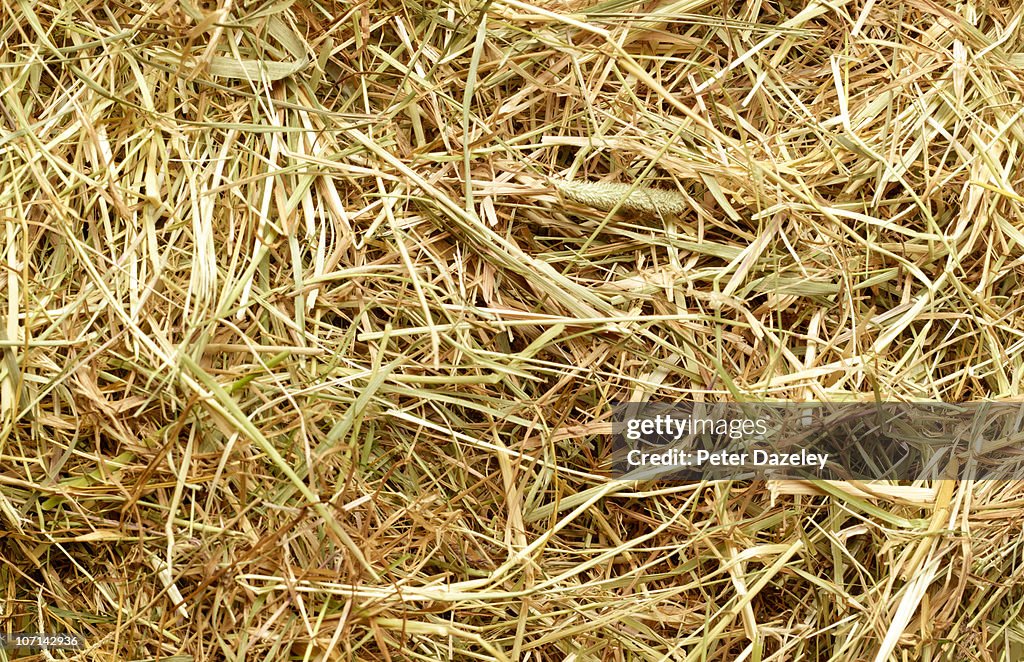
1, 0, 1024, 658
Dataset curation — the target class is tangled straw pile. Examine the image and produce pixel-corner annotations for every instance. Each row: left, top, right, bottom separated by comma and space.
2, 0, 1024, 658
